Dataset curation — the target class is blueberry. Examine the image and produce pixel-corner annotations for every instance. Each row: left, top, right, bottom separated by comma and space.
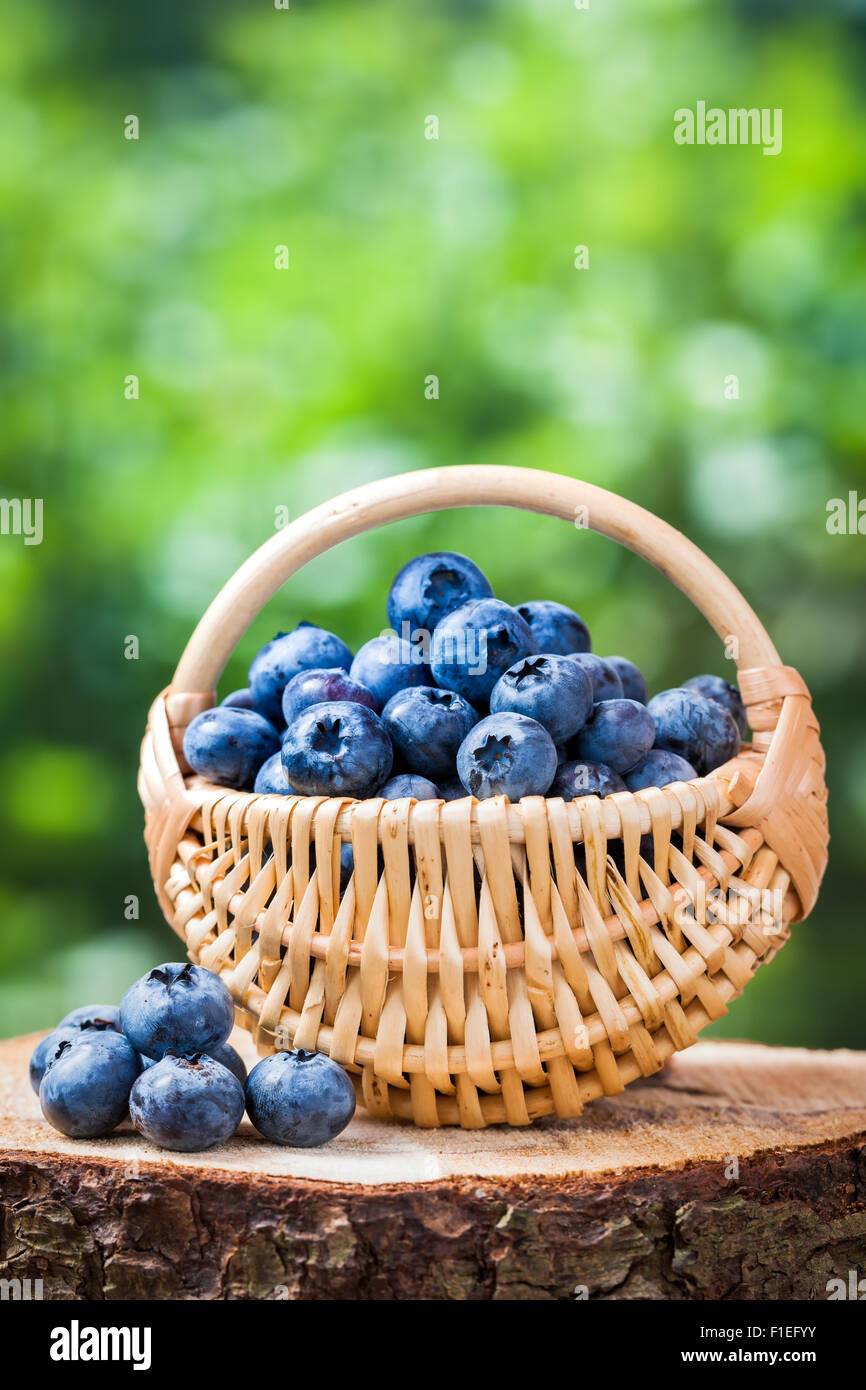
254, 751, 297, 795
249, 625, 354, 725
648, 688, 741, 775
120, 962, 235, 1061
245, 1049, 356, 1147
490, 654, 593, 743
387, 551, 493, 637
58, 1004, 121, 1030
381, 686, 478, 780
182, 707, 280, 790
514, 600, 591, 656
623, 749, 697, 791
567, 653, 624, 703
550, 759, 626, 800
31, 1028, 78, 1094
221, 687, 278, 726
141, 1040, 247, 1087
379, 773, 440, 800
220, 687, 257, 711
39, 1030, 142, 1138
605, 656, 648, 705
457, 712, 557, 800
683, 674, 748, 738
149, 1040, 244, 1085
130, 1052, 245, 1152
30, 1009, 120, 1095
281, 700, 393, 796
349, 635, 431, 711
572, 698, 656, 774
438, 777, 469, 801
431, 598, 538, 704
282, 667, 377, 725
210, 1041, 247, 1086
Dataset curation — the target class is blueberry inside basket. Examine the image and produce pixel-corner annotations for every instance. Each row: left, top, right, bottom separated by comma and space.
139, 466, 829, 1128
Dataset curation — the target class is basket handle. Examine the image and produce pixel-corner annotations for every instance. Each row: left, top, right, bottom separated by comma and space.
170, 465, 780, 696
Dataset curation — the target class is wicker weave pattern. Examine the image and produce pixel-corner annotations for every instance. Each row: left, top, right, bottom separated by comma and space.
139, 663, 827, 1127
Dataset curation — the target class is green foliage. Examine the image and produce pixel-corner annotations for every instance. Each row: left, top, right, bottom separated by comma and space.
1, 0, 864, 1041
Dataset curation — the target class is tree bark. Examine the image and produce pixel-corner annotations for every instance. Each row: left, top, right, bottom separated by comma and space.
2, 1034, 865, 1300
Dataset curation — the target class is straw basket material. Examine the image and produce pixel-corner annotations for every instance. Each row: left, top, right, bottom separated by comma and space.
139, 467, 829, 1128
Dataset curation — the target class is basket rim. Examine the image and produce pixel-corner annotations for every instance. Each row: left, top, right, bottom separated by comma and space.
182, 770, 739, 839
171, 756, 745, 846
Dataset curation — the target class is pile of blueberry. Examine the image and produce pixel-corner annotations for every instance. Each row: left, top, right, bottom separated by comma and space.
183, 551, 747, 804
30, 962, 355, 1151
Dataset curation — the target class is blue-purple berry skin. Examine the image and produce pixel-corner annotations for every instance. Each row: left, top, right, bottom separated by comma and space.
339, 843, 354, 893
682, 674, 748, 739
254, 751, 296, 795
490, 653, 593, 743
349, 635, 431, 712
379, 773, 440, 800
204, 1040, 247, 1087
457, 711, 557, 800
514, 600, 591, 656
605, 656, 648, 705
221, 687, 278, 727
381, 686, 478, 780
249, 625, 354, 725
120, 962, 235, 1061
58, 1004, 121, 1031
572, 698, 656, 774
220, 687, 257, 711
31, 1027, 79, 1094
550, 760, 626, 800
245, 1049, 356, 1147
141, 1040, 247, 1088
567, 653, 624, 703
281, 700, 393, 796
387, 552, 493, 636
183, 706, 280, 789
39, 1030, 142, 1138
130, 1053, 245, 1152
282, 667, 377, 725
431, 598, 538, 704
30, 1009, 120, 1095
626, 750, 697, 792
648, 688, 741, 776
623, 748, 697, 791
438, 777, 469, 801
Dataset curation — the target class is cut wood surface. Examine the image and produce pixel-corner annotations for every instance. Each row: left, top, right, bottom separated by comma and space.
2, 1032, 865, 1300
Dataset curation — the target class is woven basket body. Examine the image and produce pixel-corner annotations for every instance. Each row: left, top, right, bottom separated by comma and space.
139, 467, 828, 1127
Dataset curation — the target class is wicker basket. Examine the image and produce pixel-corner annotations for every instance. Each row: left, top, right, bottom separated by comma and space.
139, 466, 829, 1128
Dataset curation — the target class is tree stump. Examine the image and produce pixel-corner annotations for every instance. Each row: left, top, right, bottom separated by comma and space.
2, 1032, 865, 1300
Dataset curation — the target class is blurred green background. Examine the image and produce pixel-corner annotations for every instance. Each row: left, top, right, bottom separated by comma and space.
1, 0, 864, 1045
